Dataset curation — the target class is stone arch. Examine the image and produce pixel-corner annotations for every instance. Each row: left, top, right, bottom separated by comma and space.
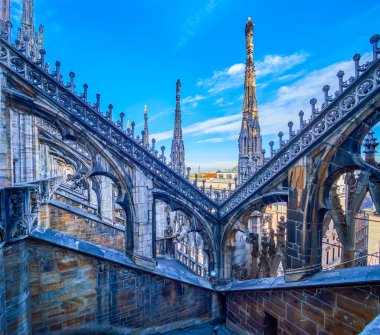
152, 190, 217, 277
221, 192, 287, 281
88, 170, 135, 253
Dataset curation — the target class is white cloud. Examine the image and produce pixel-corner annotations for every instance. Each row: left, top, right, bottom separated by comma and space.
152, 53, 371, 146
256, 52, 308, 77
182, 94, 206, 105
196, 52, 308, 95
151, 113, 241, 141
258, 53, 371, 137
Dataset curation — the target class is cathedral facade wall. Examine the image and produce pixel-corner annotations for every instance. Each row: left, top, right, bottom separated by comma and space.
1, 239, 219, 334
0, 244, 6, 335
3, 241, 31, 334
226, 284, 380, 334
42, 205, 125, 253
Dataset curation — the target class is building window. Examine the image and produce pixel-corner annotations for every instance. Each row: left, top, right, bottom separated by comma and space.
332, 248, 335, 262
326, 251, 329, 264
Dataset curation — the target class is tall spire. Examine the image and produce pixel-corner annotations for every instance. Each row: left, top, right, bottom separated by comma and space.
238, 18, 263, 185
174, 79, 182, 139
243, 17, 258, 119
17, 0, 44, 60
22, 0, 34, 30
0, 0, 10, 29
143, 104, 149, 147
171, 79, 186, 176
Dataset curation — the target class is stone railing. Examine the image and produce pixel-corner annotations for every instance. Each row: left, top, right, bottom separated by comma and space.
1, 26, 379, 219
219, 35, 380, 216
0, 35, 218, 217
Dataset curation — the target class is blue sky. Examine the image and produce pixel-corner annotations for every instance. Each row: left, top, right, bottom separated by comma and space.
10, 0, 380, 171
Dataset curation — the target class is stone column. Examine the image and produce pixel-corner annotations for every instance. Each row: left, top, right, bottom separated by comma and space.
99, 176, 113, 224
131, 168, 156, 269
0, 70, 12, 186
285, 164, 323, 282
0, 243, 6, 334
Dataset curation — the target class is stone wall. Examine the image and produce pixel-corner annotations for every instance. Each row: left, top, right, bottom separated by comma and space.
226, 285, 380, 335
0, 245, 6, 335
45, 205, 125, 253
28, 240, 218, 334
3, 241, 30, 335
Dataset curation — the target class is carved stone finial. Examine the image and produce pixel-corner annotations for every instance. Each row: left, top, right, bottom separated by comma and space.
68, 71, 75, 92
82, 83, 88, 102
363, 131, 379, 164
310, 98, 318, 115
95, 94, 101, 113
131, 121, 135, 138
353, 53, 362, 78
288, 121, 294, 139
370, 34, 380, 61
269, 140, 274, 157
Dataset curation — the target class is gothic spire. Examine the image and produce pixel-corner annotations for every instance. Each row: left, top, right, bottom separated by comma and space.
143, 104, 149, 147
174, 79, 182, 139
171, 79, 185, 176
22, 0, 34, 30
243, 17, 258, 120
238, 18, 263, 185
0, 0, 10, 29
17, 0, 44, 60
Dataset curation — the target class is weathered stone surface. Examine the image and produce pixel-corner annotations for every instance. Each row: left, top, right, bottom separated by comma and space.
27, 240, 219, 334
225, 284, 380, 335
0, 245, 6, 335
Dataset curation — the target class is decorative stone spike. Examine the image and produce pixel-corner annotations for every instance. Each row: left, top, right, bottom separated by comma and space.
39, 49, 46, 67
370, 34, 380, 61
234, 176, 238, 189
262, 149, 266, 161
337, 70, 346, 93
44, 62, 50, 73
82, 84, 88, 102
299, 110, 304, 129
322, 85, 332, 107
95, 94, 101, 113
202, 179, 206, 192
119, 113, 125, 130
310, 98, 318, 115
6, 21, 12, 43
353, 53, 361, 78
186, 167, 191, 180
228, 182, 232, 192
151, 138, 156, 152
68, 72, 75, 92
278, 132, 284, 148
288, 121, 294, 139
160, 146, 166, 162
269, 140, 274, 157
215, 190, 220, 203
363, 131, 379, 164
194, 173, 198, 186
222, 189, 226, 200
106, 104, 112, 121
54, 61, 61, 81
131, 122, 135, 138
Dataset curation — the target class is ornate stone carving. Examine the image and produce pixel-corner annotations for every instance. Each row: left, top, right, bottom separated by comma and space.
9, 190, 27, 239
232, 263, 247, 280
